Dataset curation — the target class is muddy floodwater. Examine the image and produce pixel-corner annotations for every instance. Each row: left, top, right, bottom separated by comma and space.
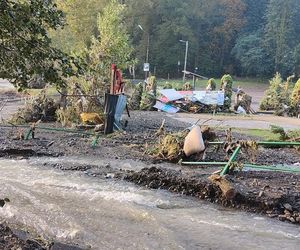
0, 158, 299, 249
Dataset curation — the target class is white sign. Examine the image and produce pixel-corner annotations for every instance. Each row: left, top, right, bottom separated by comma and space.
143, 63, 150, 72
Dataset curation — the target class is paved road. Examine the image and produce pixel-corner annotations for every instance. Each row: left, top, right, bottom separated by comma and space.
171, 113, 300, 130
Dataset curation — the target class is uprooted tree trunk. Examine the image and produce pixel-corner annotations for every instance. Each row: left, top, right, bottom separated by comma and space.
208, 174, 236, 200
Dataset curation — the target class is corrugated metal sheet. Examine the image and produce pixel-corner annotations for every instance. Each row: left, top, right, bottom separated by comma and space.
114, 95, 127, 128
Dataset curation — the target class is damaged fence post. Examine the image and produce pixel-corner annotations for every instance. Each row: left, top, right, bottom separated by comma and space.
220, 146, 241, 176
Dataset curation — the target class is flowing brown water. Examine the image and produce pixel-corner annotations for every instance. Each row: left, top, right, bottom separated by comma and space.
0, 158, 299, 249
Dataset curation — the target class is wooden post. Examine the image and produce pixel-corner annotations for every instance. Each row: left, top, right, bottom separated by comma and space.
110, 64, 116, 95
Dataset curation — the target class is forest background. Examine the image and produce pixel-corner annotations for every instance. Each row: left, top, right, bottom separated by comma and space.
50, 0, 300, 80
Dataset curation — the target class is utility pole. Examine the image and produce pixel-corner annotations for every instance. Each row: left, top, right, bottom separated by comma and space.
179, 40, 189, 83
138, 25, 150, 81
145, 34, 150, 80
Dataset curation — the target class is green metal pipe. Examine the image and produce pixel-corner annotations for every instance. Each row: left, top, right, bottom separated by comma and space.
181, 160, 300, 174
209, 141, 300, 147
243, 164, 300, 173
25, 129, 32, 140
91, 134, 101, 148
181, 161, 226, 166
0, 124, 95, 136
37, 126, 95, 136
257, 141, 300, 146
220, 146, 241, 176
208, 141, 224, 145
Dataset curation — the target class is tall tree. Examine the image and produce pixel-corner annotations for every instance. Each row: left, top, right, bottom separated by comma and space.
88, 0, 134, 83
264, 0, 300, 76
0, 0, 83, 90
50, 0, 109, 53
212, 0, 246, 73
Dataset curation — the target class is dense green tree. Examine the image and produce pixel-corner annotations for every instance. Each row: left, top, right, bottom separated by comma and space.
88, 0, 133, 80
46, 0, 300, 79
232, 32, 272, 76
264, 0, 300, 76
241, 0, 268, 33
0, 0, 83, 90
50, 0, 109, 53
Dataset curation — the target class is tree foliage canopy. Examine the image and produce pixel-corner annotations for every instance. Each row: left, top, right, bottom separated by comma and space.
0, 0, 84, 90
2, 0, 300, 83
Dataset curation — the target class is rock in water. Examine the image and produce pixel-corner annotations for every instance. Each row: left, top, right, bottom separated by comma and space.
0, 198, 9, 207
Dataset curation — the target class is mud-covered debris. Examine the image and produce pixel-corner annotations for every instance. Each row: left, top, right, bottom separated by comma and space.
10, 90, 58, 124
80, 112, 104, 125
148, 131, 188, 162
140, 77, 157, 111
0, 198, 10, 207
201, 126, 216, 141
129, 83, 143, 110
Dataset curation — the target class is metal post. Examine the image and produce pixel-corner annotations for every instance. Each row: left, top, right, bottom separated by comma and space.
220, 146, 241, 176
145, 34, 150, 80
183, 41, 188, 83
179, 40, 189, 83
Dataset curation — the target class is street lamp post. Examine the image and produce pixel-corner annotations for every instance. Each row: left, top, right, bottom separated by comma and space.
179, 40, 189, 83
138, 25, 150, 80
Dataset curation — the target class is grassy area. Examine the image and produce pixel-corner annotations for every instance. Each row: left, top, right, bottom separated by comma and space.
232, 128, 281, 141
157, 77, 268, 90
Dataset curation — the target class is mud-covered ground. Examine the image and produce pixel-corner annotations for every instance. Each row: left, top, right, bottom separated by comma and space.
1, 111, 300, 247
0, 223, 84, 250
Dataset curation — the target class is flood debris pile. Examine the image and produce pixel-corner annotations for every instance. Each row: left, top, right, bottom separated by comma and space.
147, 124, 216, 162
157, 75, 254, 115
132, 120, 300, 224
10, 90, 57, 124
234, 89, 254, 114
129, 74, 254, 114
56, 81, 106, 128
260, 73, 300, 117
128, 82, 143, 110
140, 76, 157, 111
0, 224, 49, 250
220, 74, 233, 111
6, 64, 130, 141
148, 131, 188, 162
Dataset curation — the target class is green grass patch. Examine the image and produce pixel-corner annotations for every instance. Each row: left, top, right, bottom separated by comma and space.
232, 128, 281, 141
